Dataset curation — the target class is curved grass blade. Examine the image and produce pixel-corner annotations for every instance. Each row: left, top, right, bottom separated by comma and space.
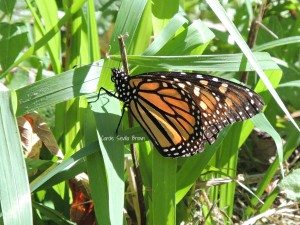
205, 0, 300, 132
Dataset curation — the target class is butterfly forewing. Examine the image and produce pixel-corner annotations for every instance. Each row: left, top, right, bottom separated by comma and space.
129, 77, 204, 157
111, 69, 264, 157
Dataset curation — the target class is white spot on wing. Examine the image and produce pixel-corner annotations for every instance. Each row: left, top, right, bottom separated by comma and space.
200, 101, 207, 110
222, 83, 228, 87
194, 86, 200, 96
178, 83, 185, 88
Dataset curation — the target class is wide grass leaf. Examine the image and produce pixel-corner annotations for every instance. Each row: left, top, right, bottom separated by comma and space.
0, 85, 32, 225
90, 95, 124, 225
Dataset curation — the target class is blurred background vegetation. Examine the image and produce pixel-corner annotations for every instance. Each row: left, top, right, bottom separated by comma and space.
0, 0, 299, 225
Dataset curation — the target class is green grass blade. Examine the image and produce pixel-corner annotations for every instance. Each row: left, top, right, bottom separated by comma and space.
32, 201, 75, 225
155, 19, 215, 56
128, 0, 152, 54
30, 142, 99, 192
0, 24, 28, 71
99, 0, 148, 89
243, 127, 300, 218
151, 0, 179, 35
143, 13, 188, 55
108, 0, 148, 55
252, 114, 284, 175
15, 61, 102, 116
88, 1, 148, 224
90, 95, 124, 225
0, 85, 32, 225
35, 160, 87, 191
132, 15, 214, 74
175, 128, 229, 204
113, 52, 279, 72
152, 151, 176, 225
205, 0, 300, 132
0, 0, 16, 15
86, 150, 111, 225
258, 187, 280, 214
278, 80, 300, 88
86, 0, 101, 61
0, 0, 87, 78
137, 15, 214, 62
216, 124, 245, 219
27, 0, 61, 73
254, 36, 300, 51
210, 68, 281, 220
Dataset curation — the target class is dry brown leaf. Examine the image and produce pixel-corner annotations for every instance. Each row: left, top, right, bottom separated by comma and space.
18, 112, 64, 159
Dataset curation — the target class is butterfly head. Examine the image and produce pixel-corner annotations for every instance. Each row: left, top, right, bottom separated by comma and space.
111, 68, 132, 103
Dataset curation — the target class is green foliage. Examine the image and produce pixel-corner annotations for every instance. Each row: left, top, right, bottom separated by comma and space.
279, 168, 300, 201
0, 0, 299, 225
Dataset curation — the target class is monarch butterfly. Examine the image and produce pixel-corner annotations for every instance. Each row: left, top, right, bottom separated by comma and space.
105, 68, 264, 157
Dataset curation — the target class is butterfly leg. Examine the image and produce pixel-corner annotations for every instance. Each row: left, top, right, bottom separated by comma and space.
89, 87, 126, 135
89, 87, 117, 103
115, 105, 128, 134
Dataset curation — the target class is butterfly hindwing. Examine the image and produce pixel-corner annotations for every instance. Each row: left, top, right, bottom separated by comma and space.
178, 73, 264, 145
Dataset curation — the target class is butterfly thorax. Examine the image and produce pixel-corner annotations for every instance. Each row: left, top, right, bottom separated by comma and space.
111, 68, 134, 103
